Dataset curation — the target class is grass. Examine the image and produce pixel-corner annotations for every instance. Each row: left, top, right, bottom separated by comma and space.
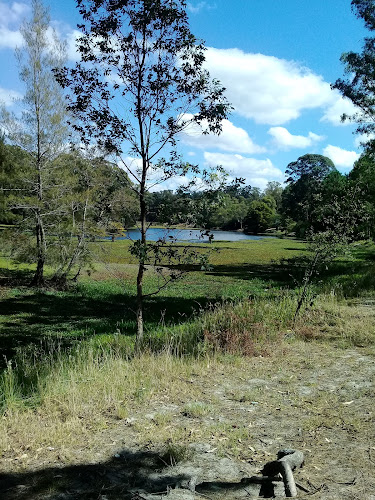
1, 236, 375, 363
181, 402, 214, 418
1, 236, 375, 483
1, 332, 374, 476
0, 238, 305, 362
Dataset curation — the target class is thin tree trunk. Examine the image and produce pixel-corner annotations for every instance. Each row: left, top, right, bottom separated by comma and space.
135, 25, 148, 347
31, 209, 46, 286
31, 165, 46, 286
52, 197, 88, 287
30, 55, 46, 287
136, 184, 147, 345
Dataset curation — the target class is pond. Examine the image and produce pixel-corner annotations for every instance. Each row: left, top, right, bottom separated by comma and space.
114, 228, 271, 243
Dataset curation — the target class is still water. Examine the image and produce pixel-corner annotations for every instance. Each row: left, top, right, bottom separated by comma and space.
115, 228, 269, 242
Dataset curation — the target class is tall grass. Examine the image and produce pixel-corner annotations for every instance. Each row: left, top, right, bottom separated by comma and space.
1, 289, 375, 467
0, 290, 296, 415
2, 239, 375, 466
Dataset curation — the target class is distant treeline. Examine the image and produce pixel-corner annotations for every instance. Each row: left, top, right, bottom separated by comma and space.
147, 152, 375, 240
2, 145, 374, 243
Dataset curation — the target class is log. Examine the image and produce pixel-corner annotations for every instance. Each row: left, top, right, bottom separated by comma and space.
262, 449, 304, 498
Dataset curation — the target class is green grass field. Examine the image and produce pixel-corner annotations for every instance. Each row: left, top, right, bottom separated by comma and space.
1, 236, 375, 496
1, 237, 375, 365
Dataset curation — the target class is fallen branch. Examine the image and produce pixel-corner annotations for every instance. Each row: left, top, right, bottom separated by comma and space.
262, 449, 305, 498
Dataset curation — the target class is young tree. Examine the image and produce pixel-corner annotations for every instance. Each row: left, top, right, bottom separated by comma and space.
49, 152, 138, 287
1, 0, 68, 286
293, 182, 366, 323
55, 0, 231, 342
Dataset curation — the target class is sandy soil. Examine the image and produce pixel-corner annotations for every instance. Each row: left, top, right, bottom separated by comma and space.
1, 341, 375, 499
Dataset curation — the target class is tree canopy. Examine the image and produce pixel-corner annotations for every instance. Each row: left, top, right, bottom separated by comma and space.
282, 154, 339, 237
333, 0, 375, 146
285, 154, 336, 184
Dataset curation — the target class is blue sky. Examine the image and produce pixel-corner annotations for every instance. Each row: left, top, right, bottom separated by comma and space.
0, 0, 369, 190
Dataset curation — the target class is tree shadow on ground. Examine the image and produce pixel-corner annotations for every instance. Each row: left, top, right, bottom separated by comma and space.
0, 266, 35, 287
1, 448, 190, 500
2, 249, 374, 365
205, 260, 305, 287
0, 267, 212, 364
1, 447, 282, 499
205, 254, 375, 290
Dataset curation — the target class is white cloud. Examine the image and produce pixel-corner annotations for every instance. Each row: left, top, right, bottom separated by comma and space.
187, 2, 214, 14
0, 2, 28, 22
323, 145, 360, 169
119, 156, 191, 192
0, 27, 23, 48
119, 156, 143, 180
148, 175, 192, 193
180, 114, 265, 154
0, 2, 29, 49
320, 94, 358, 126
204, 47, 357, 126
0, 86, 21, 106
65, 29, 82, 62
268, 126, 324, 150
204, 152, 283, 188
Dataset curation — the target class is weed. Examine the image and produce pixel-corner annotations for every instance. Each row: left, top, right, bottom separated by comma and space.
162, 442, 193, 466
229, 389, 261, 403
181, 402, 214, 418
152, 412, 173, 426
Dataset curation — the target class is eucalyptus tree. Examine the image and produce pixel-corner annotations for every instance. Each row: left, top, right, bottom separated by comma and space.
55, 0, 231, 342
1, 0, 69, 286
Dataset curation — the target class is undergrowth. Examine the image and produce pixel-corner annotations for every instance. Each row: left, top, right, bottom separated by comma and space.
1, 287, 373, 419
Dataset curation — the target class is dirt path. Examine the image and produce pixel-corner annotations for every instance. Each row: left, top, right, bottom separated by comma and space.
1, 341, 375, 499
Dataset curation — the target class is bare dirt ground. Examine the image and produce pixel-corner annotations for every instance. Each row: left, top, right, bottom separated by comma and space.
1, 340, 375, 499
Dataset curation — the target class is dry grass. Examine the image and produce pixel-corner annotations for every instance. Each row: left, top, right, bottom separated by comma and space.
294, 295, 375, 347
0, 349, 221, 471
0, 337, 374, 500
0, 291, 374, 496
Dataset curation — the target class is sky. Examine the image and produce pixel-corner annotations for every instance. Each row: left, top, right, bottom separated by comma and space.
0, 0, 369, 190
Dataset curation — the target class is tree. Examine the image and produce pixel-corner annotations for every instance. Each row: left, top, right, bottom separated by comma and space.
1, 0, 68, 286
282, 154, 337, 236
244, 197, 276, 234
332, 0, 375, 147
348, 151, 375, 237
55, 0, 231, 342
293, 181, 366, 323
285, 154, 335, 184
48, 152, 138, 287
264, 181, 283, 211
